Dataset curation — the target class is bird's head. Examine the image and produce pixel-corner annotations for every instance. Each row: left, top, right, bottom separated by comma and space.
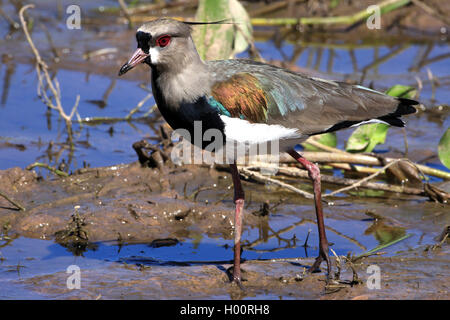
118, 18, 197, 76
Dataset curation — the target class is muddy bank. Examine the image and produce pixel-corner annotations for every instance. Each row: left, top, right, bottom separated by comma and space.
0, 163, 262, 243
0, 163, 448, 299
14, 250, 449, 299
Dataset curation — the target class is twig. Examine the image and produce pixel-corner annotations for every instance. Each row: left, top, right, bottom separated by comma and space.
0, 190, 26, 211
19, 5, 79, 138
239, 167, 315, 200
125, 94, 153, 120
410, 0, 450, 25
117, 0, 134, 28
302, 137, 347, 154
324, 159, 404, 197
26, 162, 69, 177
76, 115, 153, 124
233, 23, 264, 62
83, 48, 118, 60
426, 67, 437, 102
248, 0, 304, 17
0, 7, 20, 29
276, 166, 424, 196
41, 23, 60, 62
279, 150, 450, 180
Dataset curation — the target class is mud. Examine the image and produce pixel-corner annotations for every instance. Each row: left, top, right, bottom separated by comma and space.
0, 163, 261, 242
0, 164, 448, 299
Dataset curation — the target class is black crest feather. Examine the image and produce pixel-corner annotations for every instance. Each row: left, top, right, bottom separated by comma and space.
182, 19, 234, 26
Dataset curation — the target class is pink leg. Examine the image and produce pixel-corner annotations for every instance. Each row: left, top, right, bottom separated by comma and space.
229, 163, 245, 284
287, 149, 332, 277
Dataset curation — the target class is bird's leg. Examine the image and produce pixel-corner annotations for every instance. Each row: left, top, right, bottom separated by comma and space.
229, 163, 245, 285
287, 149, 332, 278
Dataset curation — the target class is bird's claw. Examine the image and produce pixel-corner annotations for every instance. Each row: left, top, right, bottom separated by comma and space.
309, 246, 333, 281
226, 266, 246, 290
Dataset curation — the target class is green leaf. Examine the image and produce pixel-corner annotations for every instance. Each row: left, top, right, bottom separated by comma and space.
303, 132, 337, 151
438, 128, 450, 169
192, 0, 252, 60
385, 84, 416, 99
346, 123, 389, 153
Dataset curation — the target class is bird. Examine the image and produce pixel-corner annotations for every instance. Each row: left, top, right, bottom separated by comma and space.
118, 18, 418, 285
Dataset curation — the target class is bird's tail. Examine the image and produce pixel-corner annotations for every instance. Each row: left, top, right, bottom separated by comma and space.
315, 98, 419, 135
377, 98, 418, 127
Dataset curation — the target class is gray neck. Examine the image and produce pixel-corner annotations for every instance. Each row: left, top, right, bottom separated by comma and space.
151, 38, 211, 108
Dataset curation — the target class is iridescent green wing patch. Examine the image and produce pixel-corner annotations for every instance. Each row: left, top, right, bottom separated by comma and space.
210, 73, 269, 123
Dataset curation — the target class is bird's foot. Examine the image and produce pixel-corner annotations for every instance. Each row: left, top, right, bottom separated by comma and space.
309, 246, 333, 282
226, 266, 246, 290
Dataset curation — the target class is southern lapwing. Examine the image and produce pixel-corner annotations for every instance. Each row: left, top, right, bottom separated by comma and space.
119, 18, 418, 285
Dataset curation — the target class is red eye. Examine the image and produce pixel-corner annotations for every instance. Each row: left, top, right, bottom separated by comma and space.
156, 35, 171, 47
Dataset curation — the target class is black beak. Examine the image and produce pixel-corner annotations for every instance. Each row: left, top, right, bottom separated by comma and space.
118, 48, 150, 76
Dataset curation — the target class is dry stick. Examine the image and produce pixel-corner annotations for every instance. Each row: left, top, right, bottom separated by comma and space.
280, 153, 382, 176
410, 0, 450, 25
0, 190, 26, 211
83, 47, 118, 60
414, 76, 423, 98
276, 166, 424, 196
302, 138, 346, 154
19, 5, 79, 136
325, 159, 405, 197
76, 115, 152, 124
325, 163, 382, 175
248, 0, 305, 17
239, 167, 316, 200
0, 7, 20, 29
277, 153, 405, 177
402, 127, 409, 157
41, 23, 60, 62
117, 0, 133, 28
282, 142, 450, 180
233, 23, 265, 62
125, 93, 153, 120
427, 67, 437, 102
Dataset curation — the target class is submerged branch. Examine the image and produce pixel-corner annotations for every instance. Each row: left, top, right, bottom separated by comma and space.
26, 162, 69, 177
0, 190, 26, 211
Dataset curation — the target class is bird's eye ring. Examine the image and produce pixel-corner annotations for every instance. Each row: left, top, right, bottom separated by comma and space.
156, 35, 171, 47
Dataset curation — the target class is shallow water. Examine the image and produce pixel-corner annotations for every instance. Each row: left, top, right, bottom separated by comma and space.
0, 212, 438, 299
